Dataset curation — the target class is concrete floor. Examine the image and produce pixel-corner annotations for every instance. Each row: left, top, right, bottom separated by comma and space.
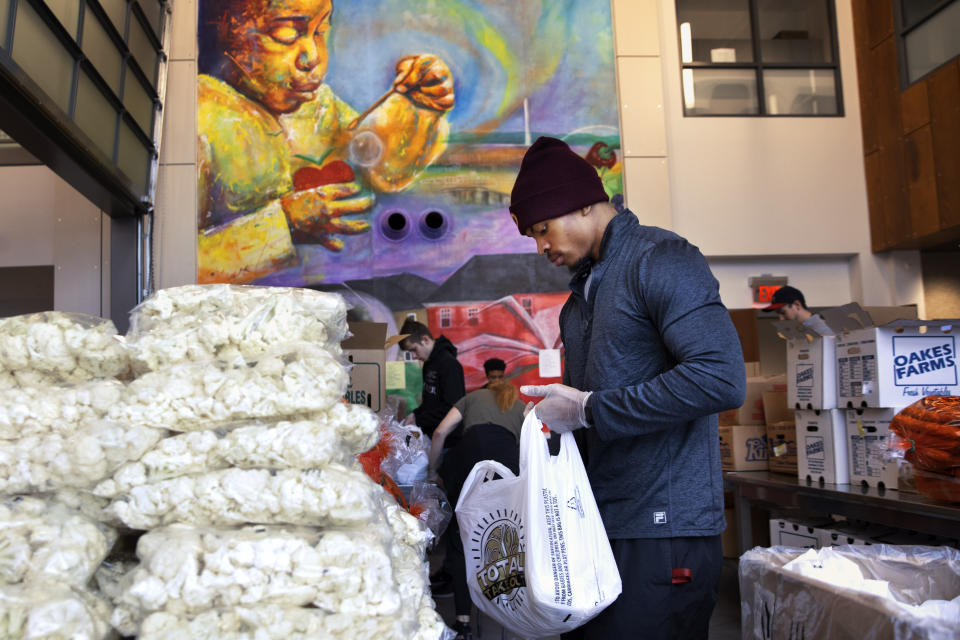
432, 558, 743, 639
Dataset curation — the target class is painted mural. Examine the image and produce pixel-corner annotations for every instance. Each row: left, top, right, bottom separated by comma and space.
197, 0, 621, 389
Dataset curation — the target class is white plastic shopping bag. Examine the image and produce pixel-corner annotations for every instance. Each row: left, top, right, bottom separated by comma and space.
455, 412, 621, 638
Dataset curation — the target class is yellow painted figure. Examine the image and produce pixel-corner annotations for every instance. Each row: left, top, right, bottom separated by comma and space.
198, 0, 454, 283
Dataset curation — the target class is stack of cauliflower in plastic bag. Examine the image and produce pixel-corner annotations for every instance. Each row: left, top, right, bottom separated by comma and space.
0, 285, 452, 640
0, 312, 135, 638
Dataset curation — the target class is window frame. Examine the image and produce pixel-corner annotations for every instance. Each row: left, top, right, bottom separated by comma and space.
675, 0, 845, 117
893, 0, 959, 88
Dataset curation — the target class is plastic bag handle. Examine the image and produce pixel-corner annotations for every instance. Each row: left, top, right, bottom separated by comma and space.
455, 459, 516, 512
519, 410, 575, 474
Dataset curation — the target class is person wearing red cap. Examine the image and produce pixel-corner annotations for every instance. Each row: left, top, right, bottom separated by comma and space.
763, 285, 834, 335
512, 137, 746, 639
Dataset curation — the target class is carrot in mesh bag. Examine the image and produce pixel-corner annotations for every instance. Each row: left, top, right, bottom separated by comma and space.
889, 396, 960, 474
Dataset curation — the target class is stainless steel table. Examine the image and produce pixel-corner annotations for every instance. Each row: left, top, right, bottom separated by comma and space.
723, 470, 960, 554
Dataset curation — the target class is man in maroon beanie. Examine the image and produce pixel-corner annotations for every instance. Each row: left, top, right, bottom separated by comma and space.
512, 137, 746, 639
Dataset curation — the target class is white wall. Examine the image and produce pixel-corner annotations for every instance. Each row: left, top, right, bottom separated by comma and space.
0, 165, 103, 316
154, 0, 926, 316
611, 0, 925, 315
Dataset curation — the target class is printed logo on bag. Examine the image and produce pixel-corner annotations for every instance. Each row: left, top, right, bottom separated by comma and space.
745, 436, 767, 461
653, 511, 667, 525
566, 487, 584, 518
891, 336, 957, 393
470, 509, 526, 610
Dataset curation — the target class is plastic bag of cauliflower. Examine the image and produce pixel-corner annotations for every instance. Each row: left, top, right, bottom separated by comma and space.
94, 406, 378, 498
0, 311, 130, 388
126, 285, 348, 374
109, 524, 404, 633
0, 580, 113, 640
112, 343, 349, 430
0, 379, 125, 439
0, 419, 166, 494
0, 497, 116, 588
105, 464, 382, 529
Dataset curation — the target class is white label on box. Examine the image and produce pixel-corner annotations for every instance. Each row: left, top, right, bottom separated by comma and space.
890, 335, 957, 389
794, 364, 815, 405
849, 434, 887, 478
804, 435, 825, 474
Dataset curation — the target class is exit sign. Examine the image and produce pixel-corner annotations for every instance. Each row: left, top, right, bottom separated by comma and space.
748, 276, 787, 309
756, 285, 782, 305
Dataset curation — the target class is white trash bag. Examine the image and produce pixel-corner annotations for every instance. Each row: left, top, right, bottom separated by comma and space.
455, 412, 621, 638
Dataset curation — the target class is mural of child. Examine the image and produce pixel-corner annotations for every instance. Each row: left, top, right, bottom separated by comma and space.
197, 0, 454, 283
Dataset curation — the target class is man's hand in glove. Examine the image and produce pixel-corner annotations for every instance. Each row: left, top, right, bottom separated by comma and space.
520, 384, 593, 433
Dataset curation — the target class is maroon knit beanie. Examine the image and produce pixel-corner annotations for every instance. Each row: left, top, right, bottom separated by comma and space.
509, 136, 609, 233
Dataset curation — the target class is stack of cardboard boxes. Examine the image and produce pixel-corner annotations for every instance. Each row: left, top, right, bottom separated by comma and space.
822, 304, 960, 490
777, 316, 847, 484
718, 363, 786, 471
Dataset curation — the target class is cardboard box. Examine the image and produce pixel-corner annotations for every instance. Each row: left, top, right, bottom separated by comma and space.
775, 320, 837, 410
814, 521, 892, 547
342, 322, 387, 413
845, 408, 898, 489
766, 421, 798, 474
825, 303, 959, 408
718, 424, 768, 471
796, 409, 849, 484
761, 390, 792, 426
769, 518, 825, 548
719, 374, 787, 426
740, 545, 960, 639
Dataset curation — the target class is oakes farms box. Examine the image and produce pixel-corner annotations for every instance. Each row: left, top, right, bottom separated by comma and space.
774, 320, 836, 410
845, 408, 898, 490
719, 424, 768, 471
826, 304, 958, 408
795, 409, 849, 485
342, 321, 387, 413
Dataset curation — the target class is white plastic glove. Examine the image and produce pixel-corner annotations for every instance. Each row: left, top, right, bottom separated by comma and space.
520, 384, 592, 433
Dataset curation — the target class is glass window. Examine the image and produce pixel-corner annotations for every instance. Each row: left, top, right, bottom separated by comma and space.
136, 0, 163, 40
685, 68, 758, 115
99, 0, 127, 36
12, 1, 75, 113
677, 0, 753, 64
117, 119, 151, 192
75, 70, 116, 158
122, 67, 154, 134
903, 1, 960, 84
0, 0, 9, 49
756, 0, 834, 64
677, 0, 842, 116
82, 10, 123, 94
901, 0, 947, 28
127, 13, 157, 85
45, 0, 81, 39
763, 69, 837, 115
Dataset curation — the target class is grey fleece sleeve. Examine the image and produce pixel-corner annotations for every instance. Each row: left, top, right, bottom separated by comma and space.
590, 240, 746, 440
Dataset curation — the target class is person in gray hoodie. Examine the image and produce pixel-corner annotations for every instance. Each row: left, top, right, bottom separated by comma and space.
512, 137, 746, 639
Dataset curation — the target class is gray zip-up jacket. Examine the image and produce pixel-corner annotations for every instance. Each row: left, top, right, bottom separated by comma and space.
561, 210, 746, 538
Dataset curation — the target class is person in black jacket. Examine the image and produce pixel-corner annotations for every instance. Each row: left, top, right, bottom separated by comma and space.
398, 319, 466, 438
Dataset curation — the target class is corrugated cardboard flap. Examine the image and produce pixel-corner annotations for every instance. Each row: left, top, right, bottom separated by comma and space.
819, 303, 874, 334
775, 320, 825, 342
342, 321, 388, 349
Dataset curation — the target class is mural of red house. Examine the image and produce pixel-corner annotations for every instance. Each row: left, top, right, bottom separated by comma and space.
422, 253, 572, 393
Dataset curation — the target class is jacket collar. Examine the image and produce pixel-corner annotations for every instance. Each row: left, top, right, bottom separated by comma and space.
569, 210, 637, 301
